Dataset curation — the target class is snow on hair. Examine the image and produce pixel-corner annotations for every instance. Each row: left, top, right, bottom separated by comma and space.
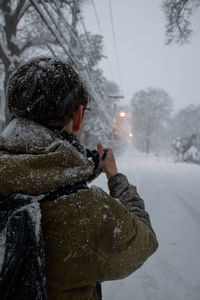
7, 57, 90, 128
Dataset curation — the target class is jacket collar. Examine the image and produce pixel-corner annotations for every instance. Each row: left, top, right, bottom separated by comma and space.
0, 118, 94, 196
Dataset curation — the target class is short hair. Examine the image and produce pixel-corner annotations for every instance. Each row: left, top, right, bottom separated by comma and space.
7, 57, 90, 129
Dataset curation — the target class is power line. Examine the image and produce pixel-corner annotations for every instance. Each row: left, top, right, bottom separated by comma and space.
29, 0, 113, 124
50, 0, 104, 92
30, 0, 75, 63
91, 0, 115, 82
108, 0, 123, 91
77, 13, 114, 110
50, 0, 89, 67
91, 0, 103, 36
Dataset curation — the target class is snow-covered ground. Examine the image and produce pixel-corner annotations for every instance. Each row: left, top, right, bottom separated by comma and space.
93, 149, 200, 300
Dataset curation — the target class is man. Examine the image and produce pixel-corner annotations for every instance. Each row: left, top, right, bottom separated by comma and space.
0, 58, 158, 300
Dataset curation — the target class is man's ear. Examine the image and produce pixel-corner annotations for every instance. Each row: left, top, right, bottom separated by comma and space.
72, 105, 84, 132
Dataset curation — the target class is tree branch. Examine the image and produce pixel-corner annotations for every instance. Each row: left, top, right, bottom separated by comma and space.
163, 0, 197, 44
19, 40, 33, 54
46, 43, 57, 56
19, 34, 57, 54
12, 0, 31, 28
0, 40, 10, 67
0, 0, 9, 10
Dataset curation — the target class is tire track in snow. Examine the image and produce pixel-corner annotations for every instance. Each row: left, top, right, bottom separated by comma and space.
125, 163, 183, 300
100, 154, 200, 300
128, 158, 200, 299
156, 164, 200, 226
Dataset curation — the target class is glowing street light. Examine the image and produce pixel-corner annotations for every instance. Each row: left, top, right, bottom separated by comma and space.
129, 133, 133, 138
119, 111, 126, 118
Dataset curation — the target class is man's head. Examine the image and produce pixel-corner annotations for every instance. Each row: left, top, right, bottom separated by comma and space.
7, 57, 90, 134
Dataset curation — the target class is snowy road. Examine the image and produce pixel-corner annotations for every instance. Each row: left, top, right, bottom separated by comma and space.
93, 150, 200, 300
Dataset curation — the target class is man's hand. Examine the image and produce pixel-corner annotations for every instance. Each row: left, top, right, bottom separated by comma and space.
97, 143, 118, 179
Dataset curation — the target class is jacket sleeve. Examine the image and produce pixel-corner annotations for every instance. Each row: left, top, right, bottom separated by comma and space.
108, 173, 151, 225
91, 173, 158, 282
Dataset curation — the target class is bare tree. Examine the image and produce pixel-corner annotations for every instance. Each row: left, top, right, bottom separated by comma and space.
131, 87, 173, 153
163, 0, 200, 44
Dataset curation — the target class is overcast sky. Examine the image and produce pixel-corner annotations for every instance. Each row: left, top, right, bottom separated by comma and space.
83, 0, 200, 113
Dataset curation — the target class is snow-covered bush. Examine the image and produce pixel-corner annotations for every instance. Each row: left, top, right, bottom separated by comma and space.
183, 146, 200, 164
172, 136, 200, 164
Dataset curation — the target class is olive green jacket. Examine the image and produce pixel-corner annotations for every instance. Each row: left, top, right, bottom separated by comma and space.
0, 118, 158, 300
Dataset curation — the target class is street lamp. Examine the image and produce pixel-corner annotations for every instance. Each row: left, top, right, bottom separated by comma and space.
119, 111, 126, 118
129, 133, 133, 138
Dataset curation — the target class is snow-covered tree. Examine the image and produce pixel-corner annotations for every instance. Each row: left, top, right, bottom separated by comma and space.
103, 80, 124, 151
104, 80, 120, 97
82, 78, 122, 149
171, 105, 200, 148
0, 0, 93, 122
103, 80, 121, 116
131, 87, 173, 153
163, 0, 200, 44
0, 0, 116, 144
